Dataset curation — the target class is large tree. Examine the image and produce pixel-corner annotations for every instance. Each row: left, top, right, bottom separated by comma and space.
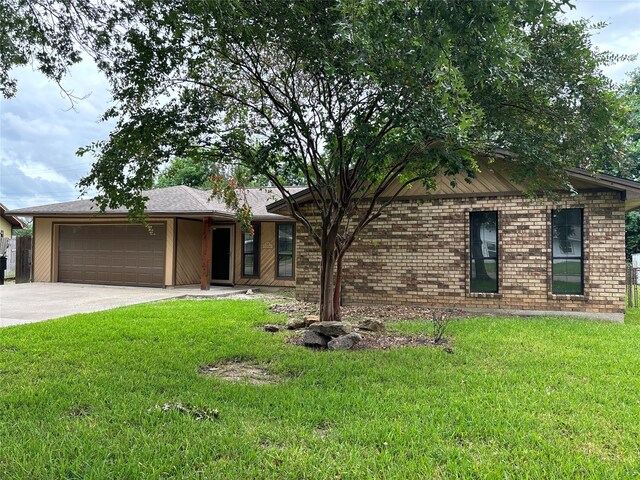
620, 68, 640, 260
5, 1, 630, 321
76, 0, 630, 322
597, 68, 640, 260
614, 68, 640, 181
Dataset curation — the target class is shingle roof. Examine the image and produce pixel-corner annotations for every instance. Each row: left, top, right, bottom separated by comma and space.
6, 185, 304, 220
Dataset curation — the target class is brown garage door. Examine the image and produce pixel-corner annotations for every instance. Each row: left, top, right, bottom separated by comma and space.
58, 224, 166, 286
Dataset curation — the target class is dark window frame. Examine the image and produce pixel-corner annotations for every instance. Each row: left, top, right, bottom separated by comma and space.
276, 223, 295, 279
241, 223, 261, 278
469, 211, 499, 294
551, 208, 584, 295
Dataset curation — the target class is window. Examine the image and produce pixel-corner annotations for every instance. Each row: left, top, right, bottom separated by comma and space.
552, 208, 583, 294
276, 223, 295, 278
242, 224, 260, 277
470, 211, 499, 293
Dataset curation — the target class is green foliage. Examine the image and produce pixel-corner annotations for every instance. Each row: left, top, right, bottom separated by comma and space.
621, 68, 640, 180
600, 68, 640, 260
622, 70, 640, 261
155, 157, 215, 189
12, 224, 32, 237
1, 300, 640, 477
154, 156, 300, 190
627, 211, 640, 260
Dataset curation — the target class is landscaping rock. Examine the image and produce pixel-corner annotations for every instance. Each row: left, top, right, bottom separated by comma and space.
286, 318, 307, 330
357, 317, 385, 332
303, 330, 331, 348
327, 333, 362, 350
304, 314, 320, 324
308, 321, 353, 337
263, 324, 281, 332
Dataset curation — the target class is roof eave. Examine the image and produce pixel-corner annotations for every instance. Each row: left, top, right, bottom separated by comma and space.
265, 189, 311, 213
265, 169, 640, 213
565, 168, 640, 191
2, 215, 27, 228
4, 211, 237, 219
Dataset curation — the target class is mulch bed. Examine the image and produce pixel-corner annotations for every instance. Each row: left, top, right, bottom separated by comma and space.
270, 302, 466, 322
286, 330, 453, 351
228, 292, 463, 351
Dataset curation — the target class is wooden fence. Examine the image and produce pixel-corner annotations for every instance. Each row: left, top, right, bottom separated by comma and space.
627, 266, 640, 308
15, 236, 32, 284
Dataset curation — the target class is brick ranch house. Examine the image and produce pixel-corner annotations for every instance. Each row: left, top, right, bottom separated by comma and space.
266, 165, 640, 323
7, 166, 640, 321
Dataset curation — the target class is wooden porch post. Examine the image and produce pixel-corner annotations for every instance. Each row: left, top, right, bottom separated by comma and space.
201, 217, 212, 290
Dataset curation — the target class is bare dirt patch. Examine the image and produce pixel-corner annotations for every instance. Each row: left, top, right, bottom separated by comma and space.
198, 361, 283, 385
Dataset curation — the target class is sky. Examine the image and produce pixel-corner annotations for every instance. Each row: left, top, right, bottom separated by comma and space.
1, 1, 640, 211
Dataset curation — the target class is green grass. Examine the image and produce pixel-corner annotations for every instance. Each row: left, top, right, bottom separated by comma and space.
1, 301, 640, 479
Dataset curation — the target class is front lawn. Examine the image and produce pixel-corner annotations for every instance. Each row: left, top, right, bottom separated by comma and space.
1, 300, 639, 478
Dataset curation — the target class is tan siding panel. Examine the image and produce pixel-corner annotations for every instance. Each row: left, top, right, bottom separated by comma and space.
165, 218, 175, 286
33, 217, 53, 282
175, 219, 202, 285
234, 222, 295, 287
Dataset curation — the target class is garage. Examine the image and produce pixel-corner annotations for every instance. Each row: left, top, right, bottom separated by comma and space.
57, 224, 166, 286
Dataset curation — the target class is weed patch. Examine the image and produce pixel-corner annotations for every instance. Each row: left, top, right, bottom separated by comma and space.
148, 402, 219, 421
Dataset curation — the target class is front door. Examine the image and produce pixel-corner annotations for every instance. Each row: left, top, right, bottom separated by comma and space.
211, 226, 233, 284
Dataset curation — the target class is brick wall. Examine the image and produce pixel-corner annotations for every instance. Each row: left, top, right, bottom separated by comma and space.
296, 191, 626, 314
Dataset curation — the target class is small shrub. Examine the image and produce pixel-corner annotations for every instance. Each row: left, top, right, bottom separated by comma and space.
432, 312, 451, 343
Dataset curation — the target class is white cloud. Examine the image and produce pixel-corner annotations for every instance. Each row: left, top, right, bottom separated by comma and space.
0, 59, 113, 210
2, 112, 70, 137
617, 2, 640, 14
15, 161, 73, 185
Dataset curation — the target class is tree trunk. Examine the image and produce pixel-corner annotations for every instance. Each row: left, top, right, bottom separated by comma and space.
319, 236, 337, 322
332, 254, 344, 321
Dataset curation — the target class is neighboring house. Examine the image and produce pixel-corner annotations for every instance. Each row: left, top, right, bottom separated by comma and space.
0, 202, 26, 239
6, 186, 303, 289
7, 165, 640, 321
267, 164, 640, 321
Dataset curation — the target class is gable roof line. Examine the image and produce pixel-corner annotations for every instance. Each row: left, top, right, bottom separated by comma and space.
565, 168, 640, 195
265, 169, 640, 213
4, 185, 306, 219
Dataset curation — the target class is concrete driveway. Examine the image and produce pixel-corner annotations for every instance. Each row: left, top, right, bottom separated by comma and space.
0, 283, 247, 327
